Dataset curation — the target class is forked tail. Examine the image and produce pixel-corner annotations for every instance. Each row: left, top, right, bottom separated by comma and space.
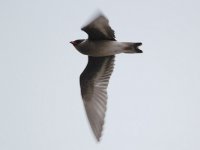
124, 42, 143, 53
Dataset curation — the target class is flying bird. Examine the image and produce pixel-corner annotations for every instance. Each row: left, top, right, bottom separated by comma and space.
70, 13, 142, 141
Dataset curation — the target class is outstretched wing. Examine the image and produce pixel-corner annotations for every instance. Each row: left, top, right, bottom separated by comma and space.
81, 13, 115, 40
80, 55, 115, 141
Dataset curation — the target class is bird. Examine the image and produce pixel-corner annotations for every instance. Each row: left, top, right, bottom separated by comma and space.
70, 12, 142, 141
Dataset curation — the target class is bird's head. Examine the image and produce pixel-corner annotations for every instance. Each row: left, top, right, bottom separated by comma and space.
70, 39, 84, 47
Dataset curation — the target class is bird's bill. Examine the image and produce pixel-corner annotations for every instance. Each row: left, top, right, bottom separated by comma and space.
70, 41, 74, 44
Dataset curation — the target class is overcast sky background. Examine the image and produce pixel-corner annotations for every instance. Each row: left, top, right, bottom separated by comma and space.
0, 0, 200, 149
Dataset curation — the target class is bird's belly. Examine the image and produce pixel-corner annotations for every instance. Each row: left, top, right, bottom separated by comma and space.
79, 41, 123, 56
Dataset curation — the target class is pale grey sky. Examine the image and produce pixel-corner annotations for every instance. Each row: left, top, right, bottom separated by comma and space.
0, 0, 200, 149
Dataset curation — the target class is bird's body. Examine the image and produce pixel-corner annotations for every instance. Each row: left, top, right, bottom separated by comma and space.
75, 40, 142, 56
70, 12, 142, 141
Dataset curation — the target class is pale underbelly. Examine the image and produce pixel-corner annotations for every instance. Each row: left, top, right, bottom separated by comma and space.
78, 41, 124, 57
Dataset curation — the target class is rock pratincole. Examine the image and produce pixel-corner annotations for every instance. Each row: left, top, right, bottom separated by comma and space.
70, 12, 142, 141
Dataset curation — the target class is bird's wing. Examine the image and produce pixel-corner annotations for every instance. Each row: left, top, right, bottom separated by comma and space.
81, 13, 115, 40
80, 55, 115, 141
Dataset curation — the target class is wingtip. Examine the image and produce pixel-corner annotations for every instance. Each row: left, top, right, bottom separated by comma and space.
95, 136, 101, 142
93, 125, 103, 142
81, 11, 107, 30
93, 10, 105, 18
95, 132, 103, 142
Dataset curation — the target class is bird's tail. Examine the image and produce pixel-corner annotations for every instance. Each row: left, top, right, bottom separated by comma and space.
123, 42, 143, 53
